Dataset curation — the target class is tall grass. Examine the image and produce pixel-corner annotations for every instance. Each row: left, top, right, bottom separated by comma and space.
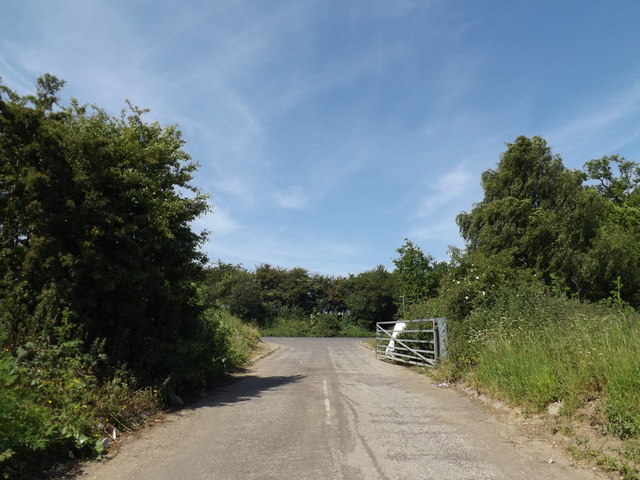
471, 298, 640, 438
0, 307, 260, 479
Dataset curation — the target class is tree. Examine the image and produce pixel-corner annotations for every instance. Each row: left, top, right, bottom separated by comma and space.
346, 266, 397, 330
585, 155, 640, 205
255, 264, 313, 314
581, 155, 640, 304
311, 274, 348, 315
456, 135, 640, 306
456, 136, 596, 281
392, 238, 444, 305
0, 75, 212, 387
457, 136, 585, 274
203, 262, 269, 325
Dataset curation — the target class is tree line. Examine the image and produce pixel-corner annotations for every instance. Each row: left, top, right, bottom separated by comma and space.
203, 262, 395, 334
206, 136, 640, 334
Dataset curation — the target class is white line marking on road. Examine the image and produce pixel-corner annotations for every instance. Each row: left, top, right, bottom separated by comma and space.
323, 378, 331, 425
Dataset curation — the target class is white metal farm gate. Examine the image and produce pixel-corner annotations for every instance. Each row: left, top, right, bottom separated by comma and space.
375, 318, 447, 367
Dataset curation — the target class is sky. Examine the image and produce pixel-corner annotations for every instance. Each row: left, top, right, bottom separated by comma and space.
2, 1, 640, 277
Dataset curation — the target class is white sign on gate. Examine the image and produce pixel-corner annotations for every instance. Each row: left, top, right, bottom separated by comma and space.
384, 321, 406, 356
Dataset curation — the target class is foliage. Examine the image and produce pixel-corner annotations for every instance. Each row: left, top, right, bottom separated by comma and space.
457, 135, 640, 307
403, 135, 640, 478
392, 238, 447, 308
202, 307, 261, 370
0, 76, 263, 477
0, 304, 258, 478
204, 262, 392, 336
0, 351, 49, 476
458, 136, 585, 276
345, 266, 397, 330
255, 264, 314, 314
585, 155, 640, 205
204, 262, 270, 325
262, 312, 372, 338
261, 316, 311, 337
0, 323, 159, 478
469, 296, 640, 441
0, 75, 212, 387
310, 274, 349, 315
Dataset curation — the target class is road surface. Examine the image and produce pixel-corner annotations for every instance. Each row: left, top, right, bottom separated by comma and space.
78, 338, 607, 480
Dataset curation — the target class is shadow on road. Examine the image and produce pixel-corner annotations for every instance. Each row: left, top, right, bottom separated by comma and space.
184, 374, 305, 411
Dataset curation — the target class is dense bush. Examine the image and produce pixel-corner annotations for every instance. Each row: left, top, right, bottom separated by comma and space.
0, 306, 258, 478
0, 76, 261, 478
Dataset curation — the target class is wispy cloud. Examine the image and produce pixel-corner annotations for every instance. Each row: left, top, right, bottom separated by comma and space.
274, 186, 310, 210
211, 177, 253, 198
207, 207, 239, 237
414, 165, 474, 218
0, 53, 35, 94
544, 81, 640, 164
263, 42, 408, 119
409, 215, 461, 241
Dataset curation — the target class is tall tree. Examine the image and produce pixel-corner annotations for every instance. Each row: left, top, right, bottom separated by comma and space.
0, 76, 211, 386
254, 264, 313, 314
311, 274, 348, 315
457, 135, 640, 306
457, 136, 586, 276
581, 155, 640, 304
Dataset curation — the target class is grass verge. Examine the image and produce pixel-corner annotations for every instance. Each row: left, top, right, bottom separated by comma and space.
432, 295, 640, 478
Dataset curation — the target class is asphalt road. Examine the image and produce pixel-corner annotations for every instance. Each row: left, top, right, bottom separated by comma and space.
78, 338, 607, 480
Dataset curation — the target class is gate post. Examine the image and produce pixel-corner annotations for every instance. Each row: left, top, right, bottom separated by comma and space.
435, 317, 447, 360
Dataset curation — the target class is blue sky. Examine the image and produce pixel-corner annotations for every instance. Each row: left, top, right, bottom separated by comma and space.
2, 1, 640, 276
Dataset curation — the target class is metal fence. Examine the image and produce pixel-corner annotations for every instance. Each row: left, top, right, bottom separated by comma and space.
375, 318, 447, 368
